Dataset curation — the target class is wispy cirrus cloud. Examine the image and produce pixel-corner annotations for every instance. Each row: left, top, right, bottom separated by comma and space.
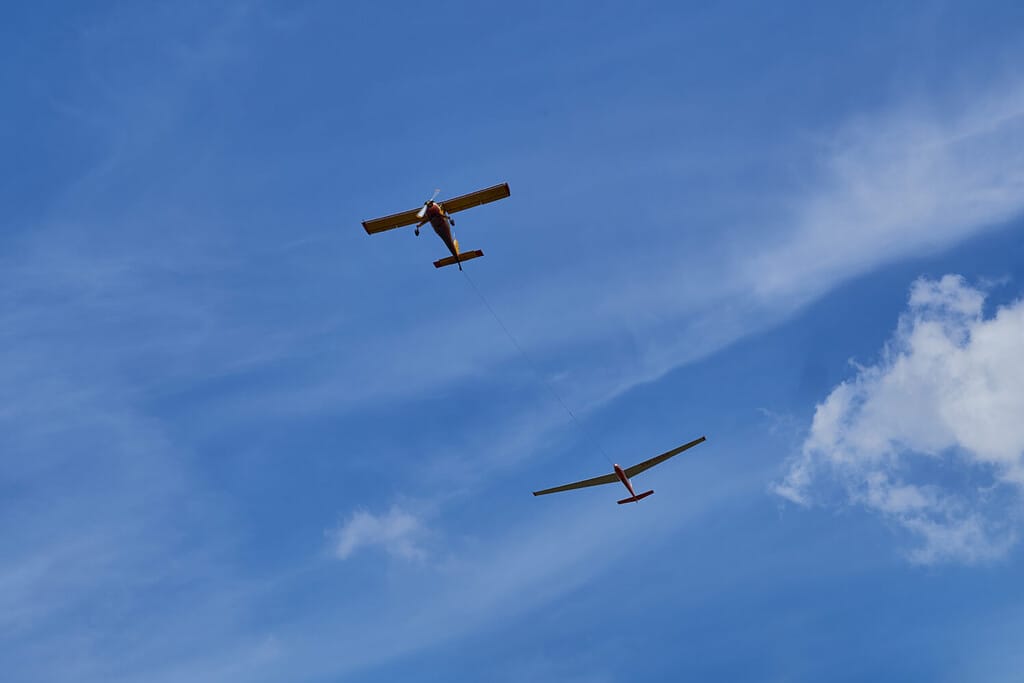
776, 275, 1024, 564
747, 90, 1024, 306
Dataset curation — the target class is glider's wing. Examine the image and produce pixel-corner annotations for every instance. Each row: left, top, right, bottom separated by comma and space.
439, 183, 510, 215
532, 471, 618, 497
362, 207, 423, 235
623, 436, 706, 479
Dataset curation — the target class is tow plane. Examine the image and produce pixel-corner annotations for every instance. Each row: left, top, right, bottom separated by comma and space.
532, 436, 706, 504
361, 183, 511, 270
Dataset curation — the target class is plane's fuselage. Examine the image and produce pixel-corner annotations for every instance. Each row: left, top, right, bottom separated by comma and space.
424, 203, 459, 259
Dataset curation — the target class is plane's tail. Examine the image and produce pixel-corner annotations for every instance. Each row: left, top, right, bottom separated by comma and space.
617, 489, 654, 504
434, 249, 484, 269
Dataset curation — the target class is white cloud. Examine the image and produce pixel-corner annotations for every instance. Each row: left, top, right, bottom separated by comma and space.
329, 506, 427, 561
777, 275, 1024, 564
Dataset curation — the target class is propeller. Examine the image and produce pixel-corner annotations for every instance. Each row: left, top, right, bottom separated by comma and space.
416, 188, 441, 219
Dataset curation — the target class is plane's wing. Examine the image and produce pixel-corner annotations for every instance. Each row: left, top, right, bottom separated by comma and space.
623, 436, 706, 479
439, 182, 510, 215
361, 207, 423, 235
532, 471, 618, 497
361, 183, 510, 234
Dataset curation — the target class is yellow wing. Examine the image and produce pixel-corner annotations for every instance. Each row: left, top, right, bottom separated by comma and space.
361, 183, 510, 235
361, 207, 423, 235
438, 183, 510, 215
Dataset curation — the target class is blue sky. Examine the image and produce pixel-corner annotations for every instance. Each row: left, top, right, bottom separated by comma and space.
4, 1, 1024, 681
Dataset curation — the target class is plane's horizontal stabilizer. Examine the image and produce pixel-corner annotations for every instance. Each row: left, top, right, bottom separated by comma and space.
617, 490, 654, 505
434, 249, 484, 269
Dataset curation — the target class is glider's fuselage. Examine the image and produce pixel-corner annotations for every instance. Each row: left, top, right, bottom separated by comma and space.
614, 463, 655, 504
613, 464, 635, 497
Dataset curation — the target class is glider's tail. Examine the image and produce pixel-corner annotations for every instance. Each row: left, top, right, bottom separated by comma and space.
617, 489, 654, 505
434, 249, 484, 269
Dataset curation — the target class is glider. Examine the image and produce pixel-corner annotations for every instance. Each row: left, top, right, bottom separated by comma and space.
532, 436, 706, 504
361, 183, 511, 270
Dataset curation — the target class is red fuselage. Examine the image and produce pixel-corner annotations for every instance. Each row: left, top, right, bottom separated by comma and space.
613, 464, 636, 497
423, 202, 458, 259
613, 464, 654, 504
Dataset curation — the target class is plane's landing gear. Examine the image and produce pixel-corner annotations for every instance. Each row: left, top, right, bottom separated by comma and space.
414, 228, 420, 236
